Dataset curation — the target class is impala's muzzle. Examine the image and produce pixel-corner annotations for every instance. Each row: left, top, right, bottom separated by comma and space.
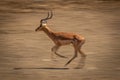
35, 25, 41, 32
35, 28, 39, 32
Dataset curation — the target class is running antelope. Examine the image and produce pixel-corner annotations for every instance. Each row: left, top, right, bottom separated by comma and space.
35, 11, 86, 66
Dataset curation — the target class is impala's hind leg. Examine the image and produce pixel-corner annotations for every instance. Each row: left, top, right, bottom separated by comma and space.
78, 49, 86, 57
51, 45, 67, 59
78, 40, 86, 57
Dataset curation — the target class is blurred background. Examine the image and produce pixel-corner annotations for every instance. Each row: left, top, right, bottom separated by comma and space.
0, 0, 120, 80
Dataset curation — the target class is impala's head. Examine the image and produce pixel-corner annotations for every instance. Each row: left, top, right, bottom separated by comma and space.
35, 11, 53, 31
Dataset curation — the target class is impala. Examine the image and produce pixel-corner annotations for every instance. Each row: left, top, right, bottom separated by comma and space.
35, 11, 86, 66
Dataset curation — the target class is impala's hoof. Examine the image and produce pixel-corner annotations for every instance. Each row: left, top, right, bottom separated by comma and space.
61, 56, 68, 58
74, 67, 83, 69
81, 54, 87, 57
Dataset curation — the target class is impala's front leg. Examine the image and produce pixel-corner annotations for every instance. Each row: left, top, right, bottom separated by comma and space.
51, 45, 67, 59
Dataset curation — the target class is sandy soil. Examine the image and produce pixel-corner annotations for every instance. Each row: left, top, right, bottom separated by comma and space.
0, 0, 120, 80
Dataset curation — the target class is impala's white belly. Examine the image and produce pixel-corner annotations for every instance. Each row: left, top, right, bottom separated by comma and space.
57, 40, 73, 45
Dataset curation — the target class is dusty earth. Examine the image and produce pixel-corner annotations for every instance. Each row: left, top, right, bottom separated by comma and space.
0, 0, 120, 80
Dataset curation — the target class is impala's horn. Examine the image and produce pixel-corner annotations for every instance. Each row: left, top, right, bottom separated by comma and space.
41, 10, 53, 22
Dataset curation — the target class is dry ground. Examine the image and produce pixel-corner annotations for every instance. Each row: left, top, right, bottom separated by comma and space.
0, 0, 120, 80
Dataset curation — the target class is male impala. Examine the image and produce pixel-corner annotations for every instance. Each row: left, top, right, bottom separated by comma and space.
35, 11, 86, 66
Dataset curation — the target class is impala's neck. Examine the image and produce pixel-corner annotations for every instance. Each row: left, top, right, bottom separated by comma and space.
42, 26, 55, 40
